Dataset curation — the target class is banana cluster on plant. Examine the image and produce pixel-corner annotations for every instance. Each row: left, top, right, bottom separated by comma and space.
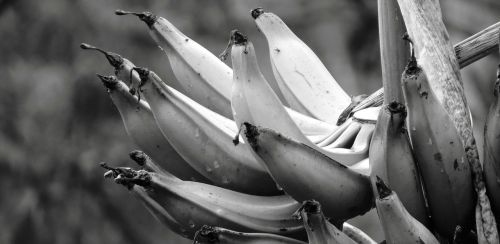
82, 6, 500, 244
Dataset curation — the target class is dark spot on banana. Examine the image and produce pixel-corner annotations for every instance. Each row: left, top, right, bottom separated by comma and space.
454, 159, 459, 170
433, 152, 442, 161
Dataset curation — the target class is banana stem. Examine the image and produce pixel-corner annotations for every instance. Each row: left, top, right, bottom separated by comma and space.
115, 9, 156, 27
80, 43, 124, 68
219, 29, 248, 61
377, 0, 409, 104
193, 225, 219, 243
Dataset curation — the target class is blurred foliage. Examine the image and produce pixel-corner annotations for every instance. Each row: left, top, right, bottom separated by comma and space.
0, 0, 498, 243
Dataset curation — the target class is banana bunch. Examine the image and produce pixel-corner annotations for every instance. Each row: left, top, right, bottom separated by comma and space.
81, 5, 500, 244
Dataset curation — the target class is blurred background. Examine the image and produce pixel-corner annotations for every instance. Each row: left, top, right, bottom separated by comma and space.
0, 0, 499, 243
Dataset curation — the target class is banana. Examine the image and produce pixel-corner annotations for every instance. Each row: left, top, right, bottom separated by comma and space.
316, 118, 356, 147
102, 166, 305, 239
242, 122, 373, 223
322, 123, 375, 166
349, 158, 370, 177
229, 30, 371, 166
133, 67, 281, 196
401, 59, 474, 239
296, 200, 357, 244
113, 10, 337, 137
373, 177, 439, 244
193, 225, 307, 244
131, 186, 192, 239
95, 74, 208, 182
342, 223, 377, 244
252, 8, 351, 124
484, 69, 500, 224
368, 102, 428, 227
342, 21, 500, 123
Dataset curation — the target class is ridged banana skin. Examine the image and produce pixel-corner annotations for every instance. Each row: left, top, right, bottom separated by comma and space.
243, 124, 373, 222
148, 17, 233, 118
230, 38, 314, 147
194, 226, 307, 244
376, 190, 439, 244
138, 70, 280, 196
137, 172, 304, 239
230, 38, 370, 167
299, 201, 357, 244
369, 103, 428, 226
254, 10, 351, 123
484, 79, 500, 223
130, 14, 336, 136
101, 76, 207, 182
402, 66, 474, 238
131, 186, 192, 239
342, 223, 377, 244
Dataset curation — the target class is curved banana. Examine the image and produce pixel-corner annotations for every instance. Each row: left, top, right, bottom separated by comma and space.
484, 71, 500, 223
373, 177, 439, 244
229, 30, 371, 166
252, 8, 351, 123
103, 166, 305, 239
134, 67, 280, 196
95, 74, 207, 182
131, 186, 192, 239
242, 122, 373, 223
402, 60, 474, 238
297, 200, 357, 244
369, 102, 428, 226
322, 123, 374, 166
342, 223, 377, 244
194, 225, 307, 244
316, 118, 355, 147
113, 10, 337, 137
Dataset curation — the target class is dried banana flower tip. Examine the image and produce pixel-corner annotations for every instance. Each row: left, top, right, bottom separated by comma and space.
96, 74, 118, 89
375, 176, 392, 199
250, 7, 264, 19
242, 122, 260, 148
115, 9, 157, 27
194, 225, 220, 243
231, 30, 248, 45
301, 200, 322, 214
129, 150, 147, 166
387, 101, 406, 115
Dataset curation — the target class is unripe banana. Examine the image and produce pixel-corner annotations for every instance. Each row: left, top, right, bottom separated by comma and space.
133, 67, 280, 195
402, 60, 474, 239
229, 30, 372, 166
193, 225, 307, 244
484, 68, 500, 225
373, 177, 439, 244
102, 166, 305, 239
252, 8, 351, 123
113, 10, 337, 137
95, 74, 207, 182
342, 223, 377, 244
242, 122, 373, 223
369, 102, 428, 226
296, 200, 357, 244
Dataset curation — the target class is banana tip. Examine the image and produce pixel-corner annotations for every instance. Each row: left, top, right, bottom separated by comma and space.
375, 176, 392, 199
115, 9, 156, 27
250, 7, 264, 19
194, 225, 219, 242
242, 122, 259, 148
96, 74, 118, 89
129, 150, 147, 166
302, 200, 321, 214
